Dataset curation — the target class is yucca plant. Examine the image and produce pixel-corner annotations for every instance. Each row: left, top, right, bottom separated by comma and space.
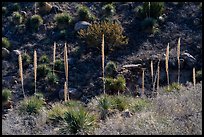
48, 103, 68, 122
34, 50, 37, 95
193, 67, 196, 87
18, 53, 26, 98
54, 13, 72, 30
64, 107, 96, 134
2, 89, 12, 105
53, 42, 56, 74
64, 43, 69, 101
26, 14, 43, 32
112, 95, 129, 111
12, 11, 23, 25
39, 54, 49, 64
19, 95, 45, 115
101, 34, 105, 94
46, 72, 59, 85
166, 43, 170, 90
105, 61, 117, 78
165, 82, 181, 92
177, 38, 181, 84
2, 37, 11, 49
77, 5, 96, 21
141, 68, 145, 97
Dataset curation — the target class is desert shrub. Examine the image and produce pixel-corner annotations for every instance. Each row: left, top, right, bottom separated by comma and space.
64, 106, 97, 134
196, 70, 202, 82
2, 89, 12, 104
64, 100, 83, 108
2, 37, 11, 49
39, 54, 49, 64
11, 3, 20, 12
37, 64, 52, 78
19, 95, 45, 115
48, 103, 68, 122
138, 2, 164, 19
141, 17, 157, 33
129, 98, 150, 112
78, 21, 128, 51
105, 61, 117, 77
54, 13, 72, 30
112, 95, 129, 111
22, 52, 31, 67
105, 75, 126, 94
46, 72, 59, 85
12, 11, 23, 25
77, 5, 96, 21
102, 3, 115, 18
54, 59, 64, 71
37, 2, 52, 14
165, 82, 181, 92
26, 15, 43, 32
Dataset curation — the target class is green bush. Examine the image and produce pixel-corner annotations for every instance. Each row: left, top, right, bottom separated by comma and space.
165, 82, 181, 92
54, 13, 72, 30
138, 2, 164, 19
19, 95, 45, 115
2, 37, 11, 49
196, 70, 202, 82
105, 75, 126, 94
78, 21, 128, 51
102, 4, 115, 18
129, 98, 150, 112
141, 17, 157, 33
64, 107, 96, 134
12, 11, 23, 25
2, 89, 12, 104
112, 95, 129, 111
22, 52, 31, 67
39, 54, 49, 64
77, 5, 96, 21
48, 103, 68, 122
37, 64, 52, 78
26, 15, 43, 32
105, 61, 117, 77
46, 72, 59, 85
54, 59, 64, 71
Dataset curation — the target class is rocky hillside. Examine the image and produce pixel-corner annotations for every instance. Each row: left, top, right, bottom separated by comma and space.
2, 2, 202, 135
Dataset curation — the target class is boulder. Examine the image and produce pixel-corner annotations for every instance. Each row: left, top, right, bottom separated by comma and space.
182, 52, 196, 68
74, 21, 91, 31
59, 88, 82, 100
2, 48, 10, 59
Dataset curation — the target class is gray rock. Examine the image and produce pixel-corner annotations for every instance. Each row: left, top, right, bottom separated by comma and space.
74, 21, 91, 31
2, 48, 10, 59
182, 52, 196, 68
59, 88, 82, 100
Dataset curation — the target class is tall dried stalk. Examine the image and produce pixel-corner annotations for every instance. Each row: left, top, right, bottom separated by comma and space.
64, 43, 69, 99
193, 67, 196, 87
101, 34, 105, 94
157, 59, 160, 90
64, 81, 67, 102
177, 37, 180, 84
148, 2, 151, 18
53, 42, 56, 74
142, 68, 145, 97
150, 60, 154, 85
34, 50, 37, 95
166, 43, 170, 90
18, 53, 26, 98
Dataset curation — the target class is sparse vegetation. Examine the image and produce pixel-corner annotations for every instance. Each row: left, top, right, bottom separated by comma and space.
64, 106, 97, 134
2, 37, 11, 49
165, 82, 181, 92
2, 89, 12, 105
105, 61, 117, 78
78, 21, 128, 51
37, 64, 52, 78
26, 14, 43, 32
77, 5, 96, 21
19, 95, 45, 115
39, 54, 49, 64
12, 11, 23, 25
54, 13, 72, 30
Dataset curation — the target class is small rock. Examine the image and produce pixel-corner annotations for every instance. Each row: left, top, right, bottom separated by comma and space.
74, 21, 91, 31
121, 109, 133, 118
2, 47, 10, 59
59, 88, 82, 100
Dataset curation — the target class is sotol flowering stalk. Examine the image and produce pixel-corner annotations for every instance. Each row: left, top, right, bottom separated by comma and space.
102, 34, 105, 94
34, 50, 37, 95
166, 43, 170, 90
18, 53, 26, 98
